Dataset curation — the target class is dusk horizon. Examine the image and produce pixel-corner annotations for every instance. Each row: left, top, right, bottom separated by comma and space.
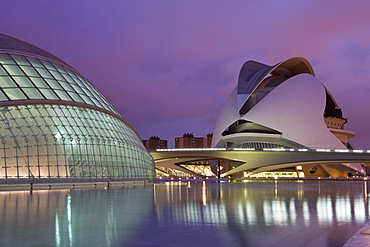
2, 0, 370, 148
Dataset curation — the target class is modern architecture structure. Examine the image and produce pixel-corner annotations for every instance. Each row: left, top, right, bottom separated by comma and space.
151, 57, 366, 178
212, 57, 364, 177
143, 136, 168, 150
0, 34, 155, 183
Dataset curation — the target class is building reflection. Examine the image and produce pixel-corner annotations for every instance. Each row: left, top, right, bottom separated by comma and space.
0, 185, 154, 246
153, 181, 370, 245
0, 181, 368, 246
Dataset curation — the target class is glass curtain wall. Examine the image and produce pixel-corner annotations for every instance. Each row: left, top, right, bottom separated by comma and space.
0, 50, 155, 182
0, 104, 155, 181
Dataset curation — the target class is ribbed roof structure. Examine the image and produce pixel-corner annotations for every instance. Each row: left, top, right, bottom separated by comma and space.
0, 34, 155, 183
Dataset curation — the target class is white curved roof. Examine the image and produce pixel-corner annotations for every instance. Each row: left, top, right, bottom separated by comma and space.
213, 57, 347, 148
243, 73, 345, 149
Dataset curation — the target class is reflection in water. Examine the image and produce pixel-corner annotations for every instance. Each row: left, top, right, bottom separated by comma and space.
0, 181, 368, 246
152, 181, 370, 246
0, 185, 154, 247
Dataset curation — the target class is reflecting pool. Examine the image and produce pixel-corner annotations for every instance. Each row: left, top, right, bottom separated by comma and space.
0, 180, 368, 246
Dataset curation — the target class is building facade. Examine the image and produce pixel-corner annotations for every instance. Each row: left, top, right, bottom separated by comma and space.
175, 133, 213, 148
143, 136, 168, 150
212, 57, 364, 177
0, 34, 155, 183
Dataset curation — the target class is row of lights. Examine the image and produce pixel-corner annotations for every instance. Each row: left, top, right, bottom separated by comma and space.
155, 148, 370, 153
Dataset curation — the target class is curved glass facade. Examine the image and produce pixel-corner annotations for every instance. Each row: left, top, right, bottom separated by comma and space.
0, 53, 119, 114
0, 34, 155, 182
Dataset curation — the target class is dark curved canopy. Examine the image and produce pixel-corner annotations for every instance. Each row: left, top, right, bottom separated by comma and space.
0, 34, 66, 65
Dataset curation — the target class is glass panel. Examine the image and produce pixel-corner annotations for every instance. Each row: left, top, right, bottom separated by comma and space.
67, 70, 77, 78
54, 90, 72, 101
39, 89, 59, 100
27, 57, 44, 68
40, 60, 55, 71
69, 92, 84, 103
45, 79, 62, 90
62, 73, 75, 84
10, 55, 30, 66
0, 90, 8, 101
71, 76, 82, 86
30, 77, 49, 88
0, 65, 8, 75
0, 76, 17, 87
35, 67, 53, 78
0, 54, 15, 64
58, 80, 75, 92
23, 88, 43, 99
91, 98, 103, 108
13, 76, 34, 87
3, 88, 27, 100
21, 66, 39, 77
81, 87, 93, 97
50, 70, 65, 81
53, 63, 66, 73
3, 65, 25, 76
80, 94, 94, 105
70, 83, 84, 94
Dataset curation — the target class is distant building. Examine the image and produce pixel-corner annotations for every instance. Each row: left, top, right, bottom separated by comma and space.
175, 133, 213, 148
143, 136, 168, 150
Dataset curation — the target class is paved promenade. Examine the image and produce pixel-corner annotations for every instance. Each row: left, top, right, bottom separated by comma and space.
344, 220, 370, 246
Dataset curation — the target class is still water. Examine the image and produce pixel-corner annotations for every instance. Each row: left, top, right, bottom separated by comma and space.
0, 180, 368, 247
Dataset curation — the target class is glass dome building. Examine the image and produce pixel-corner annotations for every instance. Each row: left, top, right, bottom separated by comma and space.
0, 34, 155, 183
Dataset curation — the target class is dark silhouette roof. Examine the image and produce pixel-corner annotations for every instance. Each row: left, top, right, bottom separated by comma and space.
0, 33, 67, 65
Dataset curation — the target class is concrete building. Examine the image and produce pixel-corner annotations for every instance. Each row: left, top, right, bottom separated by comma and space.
0, 34, 155, 183
175, 133, 213, 148
212, 57, 364, 177
143, 136, 168, 150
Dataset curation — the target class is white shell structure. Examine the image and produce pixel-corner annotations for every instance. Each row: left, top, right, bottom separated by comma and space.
212, 57, 364, 176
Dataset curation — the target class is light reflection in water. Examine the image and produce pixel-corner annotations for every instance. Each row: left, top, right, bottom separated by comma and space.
364, 180, 368, 204
152, 181, 370, 246
0, 181, 369, 247
67, 194, 72, 246
202, 181, 207, 206
289, 198, 296, 226
317, 196, 333, 225
303, 200, 310, 226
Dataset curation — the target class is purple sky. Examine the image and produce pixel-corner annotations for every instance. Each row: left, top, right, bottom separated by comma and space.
1, 0, 370, 148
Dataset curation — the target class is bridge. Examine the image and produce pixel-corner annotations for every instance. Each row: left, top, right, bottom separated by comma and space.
150, 148, 370, 177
